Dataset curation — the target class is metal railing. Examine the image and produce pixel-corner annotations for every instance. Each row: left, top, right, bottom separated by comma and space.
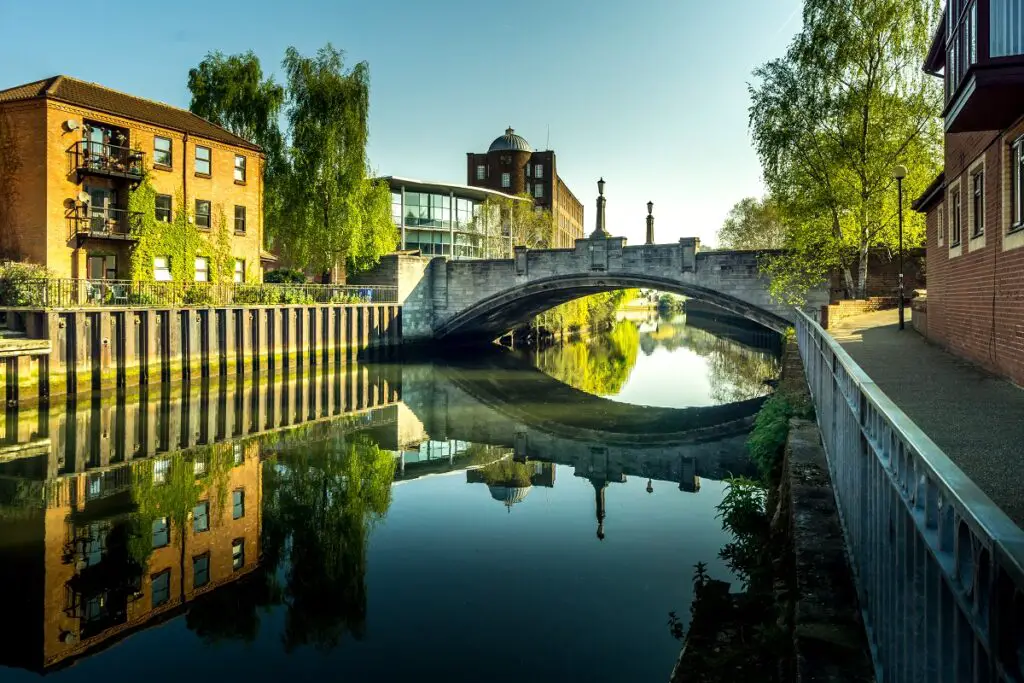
68, 141, 145, 179
0, 279, 398, 308
794, 308, 1024, 683
67, 206, 141, 240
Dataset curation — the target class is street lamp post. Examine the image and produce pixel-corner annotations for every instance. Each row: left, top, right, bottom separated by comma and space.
892, 165, 908, 331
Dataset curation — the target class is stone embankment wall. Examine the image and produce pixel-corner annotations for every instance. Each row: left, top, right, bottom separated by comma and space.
1, 303, 401, 403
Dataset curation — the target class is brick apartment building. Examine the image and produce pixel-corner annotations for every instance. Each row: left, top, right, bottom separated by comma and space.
0, 76, 267, 282
911, 1, 1024, 383
0, 442, 262, 672
466, 127, 584, 249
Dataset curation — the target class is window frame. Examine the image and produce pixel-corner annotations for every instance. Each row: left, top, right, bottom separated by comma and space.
193, 553, 211, 589
193, 501, 210, 533
534, 164, 544, 179
153, 256, 172, 282
152, 517, 170, 549
970, 164, 984, 238
232, 488, 245, 520
195, 199, 211, 230
153, 136, 173, 168
476, 164, 486, 180
232, 538, 245, 571
234, 154, 247, 183
501, 172, 511, 188
155, 194, 172, 223
534, 183, 544, 199
151, 569, 171, 608
1012, 136, 1024, 233
195, 145, 211, 176
234, 205, 247, 234
233, 259, 245, 283
194, 256, 210, 283
950, 182, 963, 247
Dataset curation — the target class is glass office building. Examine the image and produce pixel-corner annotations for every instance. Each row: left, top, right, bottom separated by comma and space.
382, 177, 525, 259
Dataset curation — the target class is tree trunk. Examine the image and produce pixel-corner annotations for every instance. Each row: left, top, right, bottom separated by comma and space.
842, 266, 855, 299
857, 244, 870, 299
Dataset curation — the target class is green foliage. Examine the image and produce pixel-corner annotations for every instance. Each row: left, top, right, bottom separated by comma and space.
717, 196, 787, 250
534, 289, 636, 335
264, 268, 307, 283
0, 261, 51, 306
535, 319, 640, 395
656, 293, 684, 313
477, 457, 534, 488
717, 476, 770, 589
746, 391, 812, 479
469, 193, 555, 256
749, 0, 942, 299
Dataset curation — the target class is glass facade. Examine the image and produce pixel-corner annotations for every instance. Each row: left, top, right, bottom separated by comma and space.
390, 185, 504, 259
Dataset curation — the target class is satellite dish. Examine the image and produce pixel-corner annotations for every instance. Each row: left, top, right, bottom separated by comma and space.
64, 119, 79, 132
77, 191, 90, 203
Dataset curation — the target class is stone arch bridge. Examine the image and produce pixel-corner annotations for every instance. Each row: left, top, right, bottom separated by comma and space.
354, 237, 829, 341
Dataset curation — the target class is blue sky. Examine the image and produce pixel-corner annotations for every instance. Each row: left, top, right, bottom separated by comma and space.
0, 0, 801, 246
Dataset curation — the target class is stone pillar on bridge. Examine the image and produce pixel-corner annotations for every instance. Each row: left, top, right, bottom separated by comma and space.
592, 478, 607, 541
590, 178, 610, 239
645, 201, 654, 245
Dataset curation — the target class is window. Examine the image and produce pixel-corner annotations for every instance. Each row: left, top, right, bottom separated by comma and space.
193, 554, 210, 588
154, 136, 172, 167
1013, 136, 1024, 231
195, 146, 211, 175
233, 259, 245, 283
195, 199, 211, 229
153, 256, 172, 282
193, 501, 210, 533
193, 453, 208, 476
501, 172, 510, 188
233, 441, 244, 465
951, 186, 962, 246
155, 194, 172, 222
232, 539, 245, 570
534, 184, 544, 198
194, 257, 209, 282
971, 169, 984, 237
152, 517, 170, 548
534, 164, 543, 179
151, 570, 170, 607
232, 489, 245, 519
526, 163, 532, 177
234, 155, 246, 182
476, 164, 486, 180
234, 205, 246, 233
937, 202, 945, 246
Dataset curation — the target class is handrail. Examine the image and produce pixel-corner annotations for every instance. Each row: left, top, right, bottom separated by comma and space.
794, 307, 1024, 682
0, 279, 399, 308
68, 140, 145, 177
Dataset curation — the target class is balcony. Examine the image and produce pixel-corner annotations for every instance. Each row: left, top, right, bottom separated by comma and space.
67, 141, 145, 182
927, 0, 1024, 133
67, 206, 141, 242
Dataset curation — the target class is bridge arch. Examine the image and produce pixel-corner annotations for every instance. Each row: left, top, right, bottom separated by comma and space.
435, 272, 792, 339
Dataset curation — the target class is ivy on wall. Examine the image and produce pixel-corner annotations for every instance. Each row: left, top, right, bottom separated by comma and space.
128, 174, 243, 284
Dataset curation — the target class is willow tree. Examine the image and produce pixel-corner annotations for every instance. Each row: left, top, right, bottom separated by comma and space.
717, 197, 787, 250
275, 45, 397, 278
749, 0, 942, 301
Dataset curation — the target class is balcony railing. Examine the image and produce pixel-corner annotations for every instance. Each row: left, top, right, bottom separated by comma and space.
794, 309, 1024, 683
0, 279, 398, 309
67, 206, 141, 241
68, 141, 145, 181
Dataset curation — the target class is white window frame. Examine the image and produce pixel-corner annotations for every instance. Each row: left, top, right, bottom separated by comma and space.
233, 259, 245, 283
194, 256, 209, 282
1012, 136, 1024, 231
534, 164, 543, 179
501, 172, 510, 188
968, 156, 986, 250
948, 178, 963, 258
195, 145, 211, 175
153, 256, 172, 281
534, 183, 544, 198
153, 136, 172, 167
234, 154, 247, 182
476, 164, 486, 180
937, 201, 945, 247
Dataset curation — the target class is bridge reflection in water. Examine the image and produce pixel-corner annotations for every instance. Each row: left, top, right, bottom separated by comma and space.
0, 316, 778, 674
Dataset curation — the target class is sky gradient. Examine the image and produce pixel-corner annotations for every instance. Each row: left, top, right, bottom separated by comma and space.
0, 0, 802, 246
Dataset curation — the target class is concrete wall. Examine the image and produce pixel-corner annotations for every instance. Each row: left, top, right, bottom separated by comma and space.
1, 302, 401, 401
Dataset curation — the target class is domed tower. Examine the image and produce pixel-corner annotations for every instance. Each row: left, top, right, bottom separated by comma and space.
485, 127, 532, 195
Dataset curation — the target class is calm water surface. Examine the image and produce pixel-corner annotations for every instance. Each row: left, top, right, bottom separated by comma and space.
0, 311, 779, 682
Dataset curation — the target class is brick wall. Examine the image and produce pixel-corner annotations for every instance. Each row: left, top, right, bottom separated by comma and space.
824, 297, 903, 328
828, 248, 925, 301
39, 101, 263, 279
921, 115, 1024, 385
0, 100, 47, 263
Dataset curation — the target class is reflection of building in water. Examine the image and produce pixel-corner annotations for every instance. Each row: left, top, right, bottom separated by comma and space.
0, 442, 262, 673
466, 457, 556, 511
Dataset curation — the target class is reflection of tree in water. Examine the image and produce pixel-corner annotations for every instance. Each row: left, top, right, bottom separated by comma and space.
535, 320, 640, 396
260, 435, 395, 651
640, 321, 781, 404
477, 457, 533, 488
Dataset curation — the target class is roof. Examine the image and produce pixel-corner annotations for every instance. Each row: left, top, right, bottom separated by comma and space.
911, 172, 946, 212
378, 176, 530, 202
0, 76, 261, 152
488, 127, 532, 153
923, 13, 947, 75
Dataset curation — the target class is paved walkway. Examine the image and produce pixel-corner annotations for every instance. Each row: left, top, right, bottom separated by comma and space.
830, 309, 1024, 528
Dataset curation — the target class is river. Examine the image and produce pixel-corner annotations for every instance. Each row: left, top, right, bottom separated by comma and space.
0, 311, 780, 682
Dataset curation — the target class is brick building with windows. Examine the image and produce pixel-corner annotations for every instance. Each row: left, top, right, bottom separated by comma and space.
466, 127, 584, 249
0, 75, 268, 283
911, 1, 1024, 384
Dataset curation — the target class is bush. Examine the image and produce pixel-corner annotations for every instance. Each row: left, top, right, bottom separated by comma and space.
280, 288, 314, 305
264, 268, 307, 284
0, 262, 51, 307
746, 391, 812, 479
182, 284, 213, 306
